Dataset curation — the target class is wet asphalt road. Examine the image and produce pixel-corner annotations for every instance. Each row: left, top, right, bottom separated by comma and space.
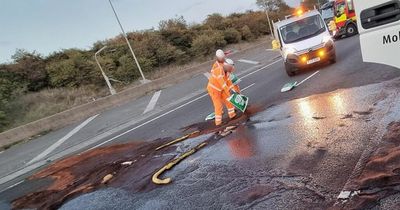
3, 35, 400, 209
105, 35, 400, 145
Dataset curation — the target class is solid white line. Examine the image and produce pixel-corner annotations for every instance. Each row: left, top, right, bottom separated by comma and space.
0, 180, 24, 193
296, 71, 320, 87
90, 83, 257, 150
238, 59, 260, 65
27, 114, 99, 165
203, 72, 211, 79
143, 90, 162, 114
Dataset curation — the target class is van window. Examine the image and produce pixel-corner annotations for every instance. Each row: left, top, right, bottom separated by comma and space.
321, 6, 334, 21
279, 15, 326, 44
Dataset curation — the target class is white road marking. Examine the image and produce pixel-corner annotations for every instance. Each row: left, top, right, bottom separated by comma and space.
296, 71, 320, 87
242, 83, 255, 91
90, 83, 256, 150
143, 90, 162, 114
0, 180, 24, 193
203, 72, 211, 79
27, 114, 99, 165
238, 59, 260, 65
241, 59, 282, 80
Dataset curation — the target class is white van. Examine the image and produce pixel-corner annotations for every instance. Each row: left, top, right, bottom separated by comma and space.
354, 0, 400, 69
273, 10, 337, 76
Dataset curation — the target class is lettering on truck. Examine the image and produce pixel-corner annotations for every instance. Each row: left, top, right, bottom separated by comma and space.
383, 31, 400, 45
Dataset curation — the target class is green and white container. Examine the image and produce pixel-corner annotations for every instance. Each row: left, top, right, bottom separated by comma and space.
205, 112, 216, 121
227, 93, 249, 112
229, 73, 241, 85
281, 81, 297, 92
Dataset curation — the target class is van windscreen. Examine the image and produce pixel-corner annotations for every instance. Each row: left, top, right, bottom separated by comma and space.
279, 15, 326, 44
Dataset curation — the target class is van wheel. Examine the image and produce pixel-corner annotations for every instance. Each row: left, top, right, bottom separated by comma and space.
346, 24, 358, 37
330, 56, 336, 64
285, 63, 296, 77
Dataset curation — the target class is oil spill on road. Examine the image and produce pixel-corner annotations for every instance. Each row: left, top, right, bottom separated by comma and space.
340, 122, 400, 209
12, 139, 177, 210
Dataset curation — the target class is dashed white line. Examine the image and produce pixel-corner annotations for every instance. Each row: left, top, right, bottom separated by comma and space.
296, 71, 320, 87
27, 114, 99, 165
238, 59, 260, 65
143, 90, 162, 114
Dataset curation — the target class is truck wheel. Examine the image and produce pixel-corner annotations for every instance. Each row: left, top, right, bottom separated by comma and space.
346, 24, 358, 37
285, 63, 296, 77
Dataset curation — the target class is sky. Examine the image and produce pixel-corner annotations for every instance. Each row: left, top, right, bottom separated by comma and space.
0, 0, 299, 64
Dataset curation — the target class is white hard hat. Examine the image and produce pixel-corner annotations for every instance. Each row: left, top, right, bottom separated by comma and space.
216, 49, 225, 59
224, 58, 235, 66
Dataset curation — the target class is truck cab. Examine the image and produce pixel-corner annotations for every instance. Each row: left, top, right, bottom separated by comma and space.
354, 0, 400, 69
273, 10, 337, 77
320, 0, 358, 38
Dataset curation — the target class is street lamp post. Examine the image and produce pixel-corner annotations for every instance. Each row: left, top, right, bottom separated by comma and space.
95, 46, 117, 95
107, 0, 150, 84
263, 2, 274, 39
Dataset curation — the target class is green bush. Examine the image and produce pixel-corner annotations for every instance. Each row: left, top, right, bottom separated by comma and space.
223, 28, 242, 44
204, 13, 226, 30
191, 31, 227, 57
159, 17, 193, 50
9, 49, 48, 91
114, 54, 140, 82
240, 25, 254, 41
46, 50, 100, 88
0, 77, 15, 130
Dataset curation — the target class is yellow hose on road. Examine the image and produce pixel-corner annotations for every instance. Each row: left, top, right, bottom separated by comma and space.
155, 131, 200, 151
152, 142, 207, 185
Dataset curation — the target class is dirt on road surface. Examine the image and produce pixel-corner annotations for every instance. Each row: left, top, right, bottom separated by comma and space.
337, 122, 400, 209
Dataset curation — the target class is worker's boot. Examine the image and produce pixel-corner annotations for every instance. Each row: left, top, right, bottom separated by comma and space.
215, 115, 222, 126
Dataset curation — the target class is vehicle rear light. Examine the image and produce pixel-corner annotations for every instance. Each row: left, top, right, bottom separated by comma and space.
301, 56, 308, 63
318, 50, 325, 57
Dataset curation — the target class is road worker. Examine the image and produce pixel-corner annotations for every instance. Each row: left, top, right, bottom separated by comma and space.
213, 49, 241, 93
207, 58, 237, 126
226, 60, 241, 94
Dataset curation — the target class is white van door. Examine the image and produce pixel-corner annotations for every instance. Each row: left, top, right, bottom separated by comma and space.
354, 0, 400, 69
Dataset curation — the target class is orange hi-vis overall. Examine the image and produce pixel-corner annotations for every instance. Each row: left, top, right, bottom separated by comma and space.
212, 61, 240, 93
207, 65, 236, 126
